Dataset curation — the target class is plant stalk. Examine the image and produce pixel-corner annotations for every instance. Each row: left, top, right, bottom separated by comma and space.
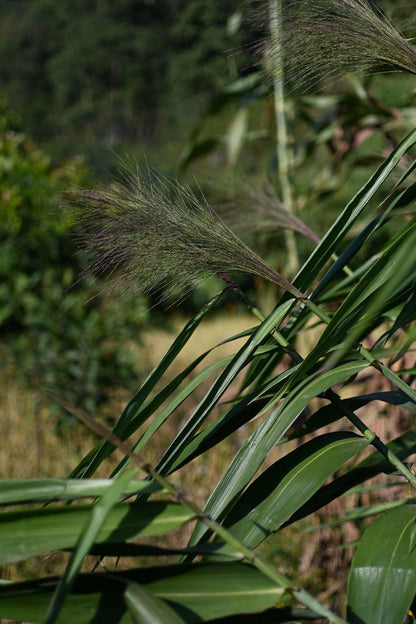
269, 0, 299, 275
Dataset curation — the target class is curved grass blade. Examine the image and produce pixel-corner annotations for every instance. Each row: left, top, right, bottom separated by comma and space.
0, 563, 288, 624
188, 360, 368, 549
326, 220, 416, 367
311, 499, 410, 530
217, 432, 368, 551
375, 288, 416, 353
286, 429, 416, 526
0, 478, 160, 506
45, 469, 137, 624
290, 128, 416, 294
124, 581, 186, 624
154, 299, 296, 477
70, 289, 225, 479
0, 502, 193, 565
347, 504, 416, 624
287, 390, 416, 441
291, 220, 416, 378
168, 366, 299, 474
111, 339, 278, 478
313, 170, 416, 302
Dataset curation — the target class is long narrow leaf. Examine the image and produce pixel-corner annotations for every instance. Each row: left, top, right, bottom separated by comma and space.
218, 432, 368, 550
0, 478, 160, 506
291, 127, 416, 293
0, 563, 287, 624
188, 361, 368, 549
124, 581, 186, 624
45, 470, 137, 624
0, 502, 193, 565
347, 504, 416, 624
155, 299, 296, 476
286, 429, 416, 526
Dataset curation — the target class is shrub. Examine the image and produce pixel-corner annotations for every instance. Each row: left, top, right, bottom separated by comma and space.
0, 99, 147, 414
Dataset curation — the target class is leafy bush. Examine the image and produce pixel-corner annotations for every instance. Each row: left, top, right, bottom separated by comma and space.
0, 100, 147, 414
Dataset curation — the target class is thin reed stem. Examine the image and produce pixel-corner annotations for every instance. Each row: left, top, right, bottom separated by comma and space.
270, 0, 299, 275
269, 0, 299, 275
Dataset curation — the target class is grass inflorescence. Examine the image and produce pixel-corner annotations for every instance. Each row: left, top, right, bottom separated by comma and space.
255, 0, 416, 90
68, 169, 301, 303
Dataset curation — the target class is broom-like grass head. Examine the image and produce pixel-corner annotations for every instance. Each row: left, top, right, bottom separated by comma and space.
256, 0, 416, 90
218, 180, 320, 244
67, 168, 301, 303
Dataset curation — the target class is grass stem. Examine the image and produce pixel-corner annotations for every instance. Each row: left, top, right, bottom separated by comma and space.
269, 0, 299, 275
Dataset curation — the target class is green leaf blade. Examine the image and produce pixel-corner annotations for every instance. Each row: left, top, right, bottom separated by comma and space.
221, 432, 369, 550
347, 504, 416, 624
124, 581, 186, 624
0, 502, 194, 565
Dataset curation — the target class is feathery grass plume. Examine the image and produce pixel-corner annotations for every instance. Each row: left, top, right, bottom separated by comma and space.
68, 168, 302, 303
255, 0, 416, 90
218, 181, 320, 244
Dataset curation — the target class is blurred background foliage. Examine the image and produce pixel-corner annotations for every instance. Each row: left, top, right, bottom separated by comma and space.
0, 99, 147, 415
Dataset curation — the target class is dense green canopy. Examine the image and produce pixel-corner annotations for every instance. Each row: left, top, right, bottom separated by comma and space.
0, 0, 247, 151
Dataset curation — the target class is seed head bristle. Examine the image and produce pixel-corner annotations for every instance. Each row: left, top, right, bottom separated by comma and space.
255, 0, 416, 90
67, 169, 301, 303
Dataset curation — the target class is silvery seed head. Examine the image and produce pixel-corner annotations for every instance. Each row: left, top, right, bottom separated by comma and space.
256, 0, 416, 90
68, 168, 302, 303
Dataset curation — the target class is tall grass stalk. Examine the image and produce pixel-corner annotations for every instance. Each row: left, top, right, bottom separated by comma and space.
269, 0, 299, 275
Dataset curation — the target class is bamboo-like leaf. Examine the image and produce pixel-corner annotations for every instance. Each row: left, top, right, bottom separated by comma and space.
70, 290, 224, 479
168, 366, 299, 474
315, 164, 416, 302
110, 353, 236, 478
290, 128, 416, 294
0, 502, 193, 565
188, 360, 368, 549
154, 299, 296, 477
287, 391, 416, 441
110, 328, 266, 478
45, 470, 138, 624
311, 499, 409, 530
124, 581, 186, 624
292, 220, 416, 378
325, 220, 416, 367
0, 478, 160, 506
218, 433, 368, 550
0, 564, 287, 624
287, 430, 416, 526
347, 504, 416, 624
